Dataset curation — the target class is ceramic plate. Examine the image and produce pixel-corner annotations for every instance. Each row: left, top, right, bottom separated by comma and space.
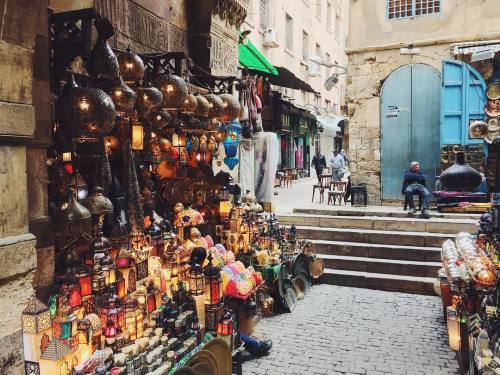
187, 349, 219, 375
203, 338, 232, 375
487, 83, 500, 100
191, 361, 213, 375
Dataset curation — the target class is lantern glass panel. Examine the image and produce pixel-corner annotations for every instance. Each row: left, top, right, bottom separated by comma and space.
79, 275, 92, 297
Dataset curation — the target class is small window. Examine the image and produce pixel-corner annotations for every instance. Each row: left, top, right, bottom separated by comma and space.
302, 31, 310, 61
259, 0, 269, 30
387, 0, 440, 20
325, 52, 331, 76
285, 13, 293, 50
325, 99, 331, 112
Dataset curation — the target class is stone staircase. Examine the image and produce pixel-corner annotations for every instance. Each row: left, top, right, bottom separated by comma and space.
279, 209, 479, 295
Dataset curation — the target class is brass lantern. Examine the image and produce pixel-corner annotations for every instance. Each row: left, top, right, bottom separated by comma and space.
146, 110, 171, 131
204, 253, 224, 331
219, 94, 240, 123
22, 296, 52, 334
97, 77, 137, 115
117, 46, 145, 84
103, 135, 120, 155
204, 94, 224, 120
156, 73, 188, 110
135, 87, 163, 115
195, 95, 211, 117
187, 264, 204, 296
55, 74, 117, 139
183, 94, 199, 114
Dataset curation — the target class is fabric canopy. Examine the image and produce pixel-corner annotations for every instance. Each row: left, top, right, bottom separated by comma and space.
239, 38, 278, 76
316, 115, 348, 136
249, 66, 317, 93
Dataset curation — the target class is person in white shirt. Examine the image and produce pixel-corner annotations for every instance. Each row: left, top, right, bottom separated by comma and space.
330, 150, 345, 181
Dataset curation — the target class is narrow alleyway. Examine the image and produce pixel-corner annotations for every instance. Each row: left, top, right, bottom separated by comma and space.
243, 284, 459, 375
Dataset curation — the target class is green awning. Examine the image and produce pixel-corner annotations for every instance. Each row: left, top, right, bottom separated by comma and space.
239, 36, 278, 76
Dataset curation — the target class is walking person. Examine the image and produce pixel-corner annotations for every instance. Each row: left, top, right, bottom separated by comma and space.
402, 161, 431, 219
311, 150, 327, 183
330, 150, 345, 181
340, 149, 349, 166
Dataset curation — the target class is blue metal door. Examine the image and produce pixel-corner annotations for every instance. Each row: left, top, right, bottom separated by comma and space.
381, 64, 441, 200
441, 60, 486, 146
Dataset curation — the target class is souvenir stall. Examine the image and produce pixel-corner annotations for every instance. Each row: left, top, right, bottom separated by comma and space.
22, 11, 323, 375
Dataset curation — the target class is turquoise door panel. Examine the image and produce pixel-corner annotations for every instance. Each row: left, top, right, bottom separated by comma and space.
441, 60, 486, 146
381, 64, 441, 200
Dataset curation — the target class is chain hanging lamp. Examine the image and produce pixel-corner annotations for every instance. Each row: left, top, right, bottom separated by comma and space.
156, 73, 189, 110
195, 95, 211, 118
97, 77, 137, 116
183, 93, 199, 114
117, 46, 145, 85
146, 110, 172, 131
204, 94, 224, 121
87, 17, 120, 80
219, 93, 240, 123
135, 87, 163, 115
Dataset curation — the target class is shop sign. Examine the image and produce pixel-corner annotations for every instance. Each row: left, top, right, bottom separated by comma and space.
281, 114, 291, 130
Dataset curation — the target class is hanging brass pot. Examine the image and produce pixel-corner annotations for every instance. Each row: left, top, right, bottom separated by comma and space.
219, 93, 240, 123
97, 77, 137, 115
204, 94, 224, 120
146, 110, 171, 131
55, 74, 116, 139
135, 87, 163, 114
117, 46, 145, 84
195, 95, 210, 117
155, 73, 188, 110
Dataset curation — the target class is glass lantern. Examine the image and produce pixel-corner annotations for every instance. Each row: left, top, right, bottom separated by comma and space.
124, 297, 144, 341
21, 296, 52, 334
53, 308, 77, 341
187, 264, 204, 296
99, 289, 125, 329
217, 310, 235, 351
204, 253, 224, 331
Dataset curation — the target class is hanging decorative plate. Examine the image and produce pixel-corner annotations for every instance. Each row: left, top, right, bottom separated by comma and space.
469, 120, 488, 139
486, 83, 500, 100
485, 130, 500, 144
487, 117, 500, 132
485, 99, 500, 117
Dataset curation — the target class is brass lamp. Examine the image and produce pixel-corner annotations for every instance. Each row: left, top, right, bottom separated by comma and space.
146, 110, 171, 131
117, 46, 145, 84
195, 95, 211, 117
98, 77, 137, 115
135, 87, 163, 115
219, 93, 240, 122
204, 94, 224, 121
183, 93, 199, 114
156, 73, 188, 110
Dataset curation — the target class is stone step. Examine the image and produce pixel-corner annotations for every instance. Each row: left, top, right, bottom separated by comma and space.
320, 254, 441, 278
312, 240, 441, 261
279, 214, 476, 234
321, 268, 436, 295
297, 226, 453, 247
293, 207, 481, 221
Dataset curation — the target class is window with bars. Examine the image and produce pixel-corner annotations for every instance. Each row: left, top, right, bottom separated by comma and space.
259, 0, 269, 30
302, 31, 310, 61
387, 0, 440, 20
285, 13, 293, 50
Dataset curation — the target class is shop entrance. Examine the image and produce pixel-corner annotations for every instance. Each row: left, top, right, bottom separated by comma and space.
380, 64, 441, 200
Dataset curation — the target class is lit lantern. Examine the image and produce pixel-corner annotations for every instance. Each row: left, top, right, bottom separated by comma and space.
187, 264, 205, 296
146, 221, 164, 257
136, 286, 147, 312
132, 123, 144, 150
67, 284, 82, 309
81, 296, 95, 315
146, 282, 161, 314
217, 309, 235, 350
53, 308, 77, 341
76, 318, 93, 364
22, 297, 53, 370
447, 306, 460, 351
39, 338, 73, 375
156, 73, 188, 110
101, 258, 117, 286
204, 253, 224, 331
116, 272, 127, 299
75, 268, 92, 298
124, 297, 144, 341
99, 290, 125, 329
219, 201, 232, 220
85, 313, 102, 350
104, 320, 117, 346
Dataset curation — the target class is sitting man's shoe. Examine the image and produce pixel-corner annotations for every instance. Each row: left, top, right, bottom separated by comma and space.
253, 340, 272, 358
421, 209, 431, 219
407, 208, 417, 216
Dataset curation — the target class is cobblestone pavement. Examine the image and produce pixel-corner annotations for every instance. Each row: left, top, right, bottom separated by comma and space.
243, 284, 459, 375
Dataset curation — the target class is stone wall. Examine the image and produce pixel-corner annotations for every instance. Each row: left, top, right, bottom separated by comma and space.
0, 0, 51, 373
346, 44, 452, 204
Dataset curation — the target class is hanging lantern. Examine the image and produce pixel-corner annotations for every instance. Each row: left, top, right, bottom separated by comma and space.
217, 309, 235, 350
39, 338, 73, 375
447, 306, 460, 351
56, 74, 116, 139
136, 87, 163, 115
195, 95, 211, 117
22, 296, 52, 335
219, 94, 240, 123
84, 186, 114, 217
117, 46, 145, 84
100, 289, 125, 329
187, 264, 204, 296
156, 73, 188, 110
183, 94, 199, 114
204, 94, 224, 120
146, 110, 171, 131
87, 17, 120, 80
75, 268, 92, 298
132, 123, 144, 151
124, 297, 144, 341
52, 190, 91, 233
103, 135, 120, 155
53, 308, 77, 343
98, 77, 137, 115
204, 253, 224, 331
104, 319, 117, 346
223, 120, 242, 170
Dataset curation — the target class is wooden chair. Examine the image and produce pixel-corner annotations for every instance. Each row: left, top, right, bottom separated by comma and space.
328, 181, 347, 205
281, 169, 293, 188
312, 174, 332, 203
403, 193, 423, 210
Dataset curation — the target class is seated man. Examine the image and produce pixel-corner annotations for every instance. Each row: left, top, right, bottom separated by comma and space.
402, 161, 431, 219
240, 332, 272, 357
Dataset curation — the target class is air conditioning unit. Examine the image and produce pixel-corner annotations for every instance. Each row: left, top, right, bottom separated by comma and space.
263, 29, 279, 48
307, 60, 320, 77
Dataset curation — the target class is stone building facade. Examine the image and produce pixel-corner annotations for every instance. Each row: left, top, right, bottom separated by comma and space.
0, 0, 248, 373
346, 0, 500, 204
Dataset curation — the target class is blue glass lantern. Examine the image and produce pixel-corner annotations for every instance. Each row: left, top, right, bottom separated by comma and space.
222, 120, 241, 170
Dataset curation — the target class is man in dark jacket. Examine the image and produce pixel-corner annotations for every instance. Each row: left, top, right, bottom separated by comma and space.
311, 150, 327, 183
402, 161, 431, 218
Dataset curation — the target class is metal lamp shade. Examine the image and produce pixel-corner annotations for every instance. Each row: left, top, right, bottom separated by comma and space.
204, 94, 224, 120
183, 94, 199, 114
156, 73, 188, 110
56, 75, 116, 139
117, 46, 145, 84
87, 39, 120, 80
219, 94, 240, 123
84, 186, 114, 216
195, 95, 211, 117
136, 87, 163, 115
22, 297, 52, 334
97, 77, 137, 115
146, 110, 172, 130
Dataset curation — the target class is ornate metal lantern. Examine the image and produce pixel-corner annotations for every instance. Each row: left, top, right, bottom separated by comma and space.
219, 94, 240, 123
87, 17, 120, 80
97, 77, 137, 115
53, 307, 77, 343
217, 309, 235, 350
156, 73, 188, 110
187, 264, 204, 296
146, 110, 171, 131
117, 46, 145, 84
135, 87, 163, 115
55, 74, 116, 139
204, 253, 224, 331
195, 95, 211, 117
223, 120, 242, 170
99, 289, 125, 329
22, 296, 52, 335
204, 94, 224, 120
124, 297, 144, 341
183, 93, 199, 114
